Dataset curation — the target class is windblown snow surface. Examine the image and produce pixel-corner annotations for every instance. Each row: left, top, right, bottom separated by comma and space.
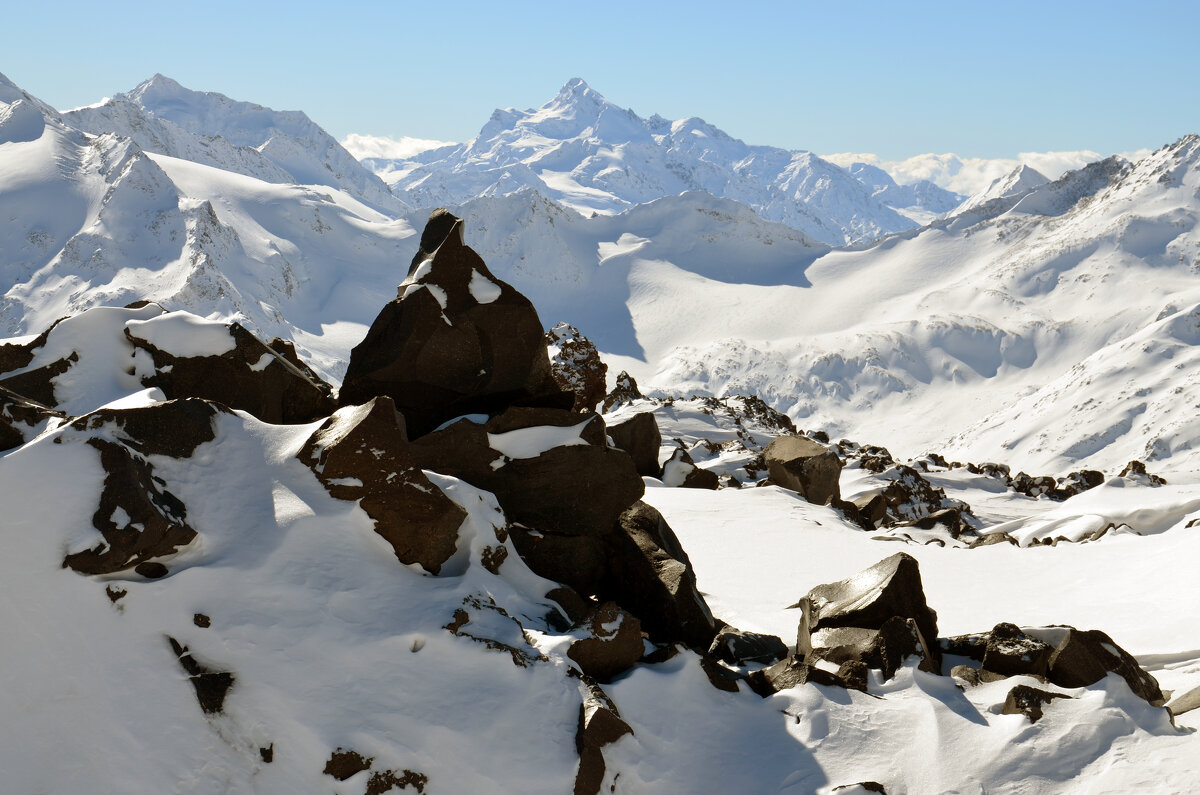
4, 71, 1200, 793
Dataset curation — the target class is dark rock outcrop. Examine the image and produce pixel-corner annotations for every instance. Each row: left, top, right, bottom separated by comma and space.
546, 322, 608, 413
567, 602, 645, 682
1120, 460, 1166, 485
606, 412, 662, 478
979, 623, 1053, 682
1002, 683, 1070, 723
599, 501, 716, 648
574, 677, 633, 795
661, 447, 719, 490
339, 210, 570, 437
764, 435, 842, 505
707, 625, 788, 666
298, 397, 469, 575
1, 385, 62, 451
129, 321, 335, 425
167, 636, 234, 715
62, 400, 221, 577
600, 371, 643, 412
792, 552, 941, 673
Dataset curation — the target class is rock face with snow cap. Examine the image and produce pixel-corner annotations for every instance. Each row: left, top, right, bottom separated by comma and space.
298, 397, 469, 575
339, 209, 571, 437
546, 322, 608, 413
1, 386, 62, 451
128, 316, 335, 425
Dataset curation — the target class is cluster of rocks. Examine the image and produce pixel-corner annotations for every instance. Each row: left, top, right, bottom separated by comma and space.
545, 322, 607, 413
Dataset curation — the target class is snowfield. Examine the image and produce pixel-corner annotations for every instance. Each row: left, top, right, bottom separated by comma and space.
3, 70, 1200, 794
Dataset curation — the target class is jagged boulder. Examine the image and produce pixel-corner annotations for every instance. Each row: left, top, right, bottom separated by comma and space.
1003, 684, 1070, 723
61, 399, 222, 577
661, 447, 719, 489
806, 616, 934, 681
707, 625, 788, 666
1, 385, 62, 451
339, 210, 570, 437
128, 317, 335, 425
600, 501, 716, 648
0, 318, 66, 407
764, 435, 842, 505
792, 552, 941, 673
745, 657, 855, 696
606, 412, 662, 478
298, 397, 469, 575
1120, 460, 1166, 485
574, 677, 632, 795
601, 371, 643, 412
942, 624, 1165, 706
412, 406, 643, 541
546, 322, 608, 413
567, 602, 645, 682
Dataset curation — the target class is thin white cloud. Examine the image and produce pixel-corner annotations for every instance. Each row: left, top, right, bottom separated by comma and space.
341, 133, 455, 161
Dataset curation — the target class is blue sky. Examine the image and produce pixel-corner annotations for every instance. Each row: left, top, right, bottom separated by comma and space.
5, 0, 1197, 158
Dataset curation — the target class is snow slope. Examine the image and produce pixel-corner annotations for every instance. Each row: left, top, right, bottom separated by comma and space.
364, 78, 943, 246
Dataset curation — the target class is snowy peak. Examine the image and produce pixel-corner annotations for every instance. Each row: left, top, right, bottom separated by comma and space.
63, 75, 403, 212
954, 163, 1049, 215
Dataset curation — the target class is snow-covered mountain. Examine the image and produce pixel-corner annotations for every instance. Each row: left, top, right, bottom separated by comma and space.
63, 74, 403, 213
357, 78, 954, 246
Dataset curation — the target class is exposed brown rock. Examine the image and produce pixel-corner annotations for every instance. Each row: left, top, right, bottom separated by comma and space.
412, 406, 643, 542
0, 351, 75, 407
745, 657, 847, 697
167, 636, 234, 715
298, 397, 467, 575
792, 552, 941, 673
69, 398, 219, 458
707, 626, 788, 667
1, 385, 63, 451
339, 210, 571, 437
574, 677, 633, 795
764, 435, 842, 505
324, 748, 373, 780
1002, 683, 1070, 723
129, 321, 334, 425
546, 322, 608, 413
193, 613, 211, 628
1036, 626, 1165, 706
600, 371, 643, 413
606, 412, 662, 478
567, 602, 645, 682
979, 623, 1052, 682
661, 447, 719, 489
600, 501, 716, 648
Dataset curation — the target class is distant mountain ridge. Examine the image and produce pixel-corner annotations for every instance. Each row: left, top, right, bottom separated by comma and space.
358, 78, 960, 246
62, 74, 403, 213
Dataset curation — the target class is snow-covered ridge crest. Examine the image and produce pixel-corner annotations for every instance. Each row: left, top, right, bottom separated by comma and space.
365, 78, 948, 246
62, 74, 404, 213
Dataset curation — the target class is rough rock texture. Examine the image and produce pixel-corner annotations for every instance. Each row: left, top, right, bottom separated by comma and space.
339, 210, 571, 437
707, 625, 788, 666
745, 657, 848, 697
979, 623, 1053, 682
62, 400, 221, 577
942, 624, 1166, 706
606, 412, 662, 478
567, 602, 645, 682
661, 447, 719, 490
764, 435, 842, 505
130, 321, 335, 425
1120, 459, 1166, 485
412, 407, 643, 542
806, 616, 933, 681
1002, 684, 1070, 723
298, 397, 469, 575
600, 501, 716, 648
167, 636, 235, 715
1, 385, 62, 451
792, 552, 941, 673
546, 322, 608, 413
574, 677, 633, 795
0, 351, 75, 408
600, 371, 643, 412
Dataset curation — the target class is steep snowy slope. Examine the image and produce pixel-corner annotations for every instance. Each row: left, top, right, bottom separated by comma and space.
366, 79, 930, 246
63, 75, 403, 213
844, 162, 963, 225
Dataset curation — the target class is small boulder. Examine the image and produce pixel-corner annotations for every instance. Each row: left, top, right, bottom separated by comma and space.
1002, 683, 1070, 723
661, 447, 719, 490
1119, 460, 1166, 485
745, 657, 847, 697
606, 412, 662, 478
1035, 626, 1166, 706
707, 626, 788, 667
546, 322, 608, 413
567, 602, 645, 682
979, 623, 1053, 682
764, 435, 842, 505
